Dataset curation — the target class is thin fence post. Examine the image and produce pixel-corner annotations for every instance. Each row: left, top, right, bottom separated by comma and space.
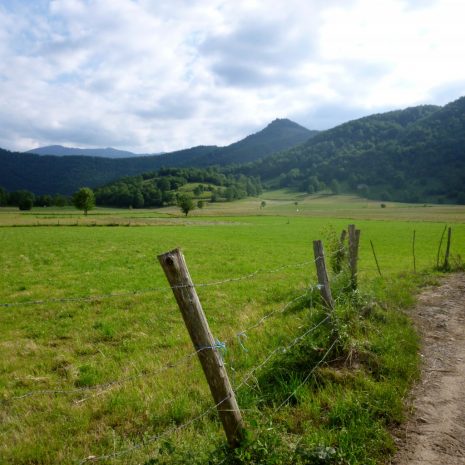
443, 227, 452, 271
412, 230, 416, 273
369, 239, 382, 277
436, 225, 447, 269
313, 240, 334, 310
334, 229, 347, 273
158, 248, 245, 447
340, 229, 347, 244
348, 224, 361, 289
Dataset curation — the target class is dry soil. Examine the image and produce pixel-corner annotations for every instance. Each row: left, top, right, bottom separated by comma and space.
392, 273, 465, 465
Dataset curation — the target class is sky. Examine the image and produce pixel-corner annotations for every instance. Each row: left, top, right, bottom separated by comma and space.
1, 0, 465, 154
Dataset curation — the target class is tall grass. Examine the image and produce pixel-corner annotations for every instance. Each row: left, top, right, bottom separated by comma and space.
0, 210, 463, 464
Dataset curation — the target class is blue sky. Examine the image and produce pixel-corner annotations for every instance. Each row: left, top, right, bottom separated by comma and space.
1, 0, 465, 153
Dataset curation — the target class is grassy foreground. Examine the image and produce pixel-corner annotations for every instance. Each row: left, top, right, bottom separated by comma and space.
1, 194, 464, 464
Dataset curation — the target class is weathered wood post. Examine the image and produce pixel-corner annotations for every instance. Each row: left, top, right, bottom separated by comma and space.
333, 229, 347, 273
313, 240, 334, 310
158, 248, 245, 447
348, 224, 361, 289
340, 229, 347, 244
443, 227, 452, 271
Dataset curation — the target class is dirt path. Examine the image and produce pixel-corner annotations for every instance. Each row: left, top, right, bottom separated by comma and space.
392, 273, 465, 465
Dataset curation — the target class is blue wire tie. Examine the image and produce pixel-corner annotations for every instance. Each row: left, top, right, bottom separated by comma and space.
196, 340, 226, 357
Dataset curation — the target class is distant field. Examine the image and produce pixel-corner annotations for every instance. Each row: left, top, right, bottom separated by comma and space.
1, 194, 464, 464
2, 191, 465, 226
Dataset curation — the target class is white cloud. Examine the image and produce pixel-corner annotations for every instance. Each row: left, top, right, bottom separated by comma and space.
0, 0, 464, 153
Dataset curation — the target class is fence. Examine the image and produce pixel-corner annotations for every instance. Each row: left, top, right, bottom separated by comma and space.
0, 223, 461, 463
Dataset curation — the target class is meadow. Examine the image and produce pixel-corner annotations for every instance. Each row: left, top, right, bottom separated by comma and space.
1, 192, 464, 464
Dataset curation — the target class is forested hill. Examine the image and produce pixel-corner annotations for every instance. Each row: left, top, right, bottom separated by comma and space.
240, 98, 465, 204
0, 119, 313, 194
194, 119, 317, 166
0, 146, 217, 195
2, 97, 465, 202
94, 167, 262, 208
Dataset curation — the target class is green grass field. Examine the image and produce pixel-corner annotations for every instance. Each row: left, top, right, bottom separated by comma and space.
1, 193, 464, 464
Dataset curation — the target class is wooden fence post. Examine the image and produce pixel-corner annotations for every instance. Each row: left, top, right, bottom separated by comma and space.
333, 229, 347, 273
313, 240, 334, 310
348, 224, 361, 289
436, 225, 447, 269
412, 230, 416, 273
369, 239, 382, 277
158, 248, 245, 447
340, 229, 347, 244
443, 227, 452, 270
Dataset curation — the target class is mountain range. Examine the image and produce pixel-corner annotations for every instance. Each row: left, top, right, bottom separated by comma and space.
1, 97, 465, 204
0, 119, 313, 195
240, 97, 465, 203
27, 145, 147, 158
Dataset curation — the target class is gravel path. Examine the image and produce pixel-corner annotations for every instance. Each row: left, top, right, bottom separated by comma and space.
392, 273, 465, 465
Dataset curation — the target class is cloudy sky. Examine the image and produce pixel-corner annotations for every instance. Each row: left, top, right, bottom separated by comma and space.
1, 0, 465, 153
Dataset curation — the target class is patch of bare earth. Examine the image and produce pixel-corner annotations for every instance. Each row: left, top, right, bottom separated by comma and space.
391, 273, 465, 465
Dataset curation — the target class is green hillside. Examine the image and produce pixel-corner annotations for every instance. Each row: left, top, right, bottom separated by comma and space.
0, 145, 217, 195
94, 167, 262, 208
2, 97, 465, 204
240, 98, 465, 204
0, 119, 313, 195
195, 118, 317, 166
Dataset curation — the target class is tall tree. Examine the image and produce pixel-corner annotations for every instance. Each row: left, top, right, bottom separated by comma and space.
177, 193, 195, 216
72, 187, 95, 215
18, 191, 35, 210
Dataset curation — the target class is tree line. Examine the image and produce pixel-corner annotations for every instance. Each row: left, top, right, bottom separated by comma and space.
0, 187, 68, 210
94, 167, 262, 208
0, 167, 263, 212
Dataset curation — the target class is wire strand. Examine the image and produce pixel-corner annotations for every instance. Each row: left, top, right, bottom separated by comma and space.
10, 287, 315, 401
0, 245, 346, 309
77, 394, 232, 464
76, 316, 332, 463
275, 338, 337, 411
235, 316, 331, 391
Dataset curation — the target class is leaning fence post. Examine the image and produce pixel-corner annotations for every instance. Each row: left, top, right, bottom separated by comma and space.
436, 225, 447, 269
313, 240, 334, 310
348, 224, 361, 289
412, 230, 417, 273
369, 239, 382, 277
158, 248, 245, 447
443, 227, 452, 271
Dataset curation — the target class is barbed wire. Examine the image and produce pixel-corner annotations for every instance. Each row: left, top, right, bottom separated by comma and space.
9, 287, 316, 402
4, 244, 348, 464
76, 315, 332, 464
0, 287, 170, 309
7, 259, 350, 402
77, 394, 232, 464
0, 259, 317, 309
6, 290, 347, 463
232, 291, 311, 340
235, 315, 331, 392
275, 338, 338, 411
10, 348, 200, 401
0, 245, 346, 309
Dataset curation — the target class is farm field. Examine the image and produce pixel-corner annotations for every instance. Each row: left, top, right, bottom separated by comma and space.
1, 191, 465, 227
1, 193, 464, 464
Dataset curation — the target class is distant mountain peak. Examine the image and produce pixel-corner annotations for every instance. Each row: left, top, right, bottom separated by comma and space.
265, 118, 309, 130
26, 145, 142, 159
